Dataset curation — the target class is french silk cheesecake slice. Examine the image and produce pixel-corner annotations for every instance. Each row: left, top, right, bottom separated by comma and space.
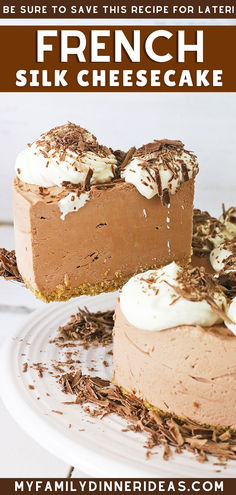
13, 124, 198, 302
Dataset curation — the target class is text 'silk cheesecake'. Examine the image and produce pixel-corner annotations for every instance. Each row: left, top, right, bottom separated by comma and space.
113, 262, 236, 429
13, 123, 198, 302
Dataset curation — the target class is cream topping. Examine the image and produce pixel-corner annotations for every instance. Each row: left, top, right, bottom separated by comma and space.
15, 123, 117, 188
121, 140, 198, 204
210, 244, 232, 272
58, 191, 90, 220
120, 262, 227, 331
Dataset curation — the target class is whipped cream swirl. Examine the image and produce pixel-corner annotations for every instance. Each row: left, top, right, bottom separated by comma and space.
58, 191, 90, 220
210, 243, 234, 272
15, 123, 118, 188
120, 262, 228, 332
121, 140, 198, 204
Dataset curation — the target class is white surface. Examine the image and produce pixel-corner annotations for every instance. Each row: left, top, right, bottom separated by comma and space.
0, 225, 71, 477
0, 400, 69, 478
1, 292, 236, 478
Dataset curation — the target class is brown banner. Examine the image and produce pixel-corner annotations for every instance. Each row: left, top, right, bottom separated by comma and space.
0, 1, 236, 19
0, 26, 235, 92
0, 478, 236, 494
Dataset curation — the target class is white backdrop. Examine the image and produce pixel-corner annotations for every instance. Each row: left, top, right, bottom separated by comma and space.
0, 91, 235, 220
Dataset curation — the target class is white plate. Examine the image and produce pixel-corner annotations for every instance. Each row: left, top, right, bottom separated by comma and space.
1, 292, 236, 478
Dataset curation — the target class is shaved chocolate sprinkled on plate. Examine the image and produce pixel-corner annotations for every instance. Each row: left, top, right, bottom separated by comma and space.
54, 307, 114, 349
59, 369, 236, 463
23, 362, 28, 373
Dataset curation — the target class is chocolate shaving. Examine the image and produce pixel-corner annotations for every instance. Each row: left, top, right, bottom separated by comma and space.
32, 362, 48, 378
154, 168, 163, 197
136, 139, 184, 158
0, 248, 23, 282
95, 183, 116, 190
60, 370, 236, 463
23, 362, 28, 373
84, 168, 94, 191
181, 162, 189, 181
221, 205, 236, 225
61, 181, 82, 192
55, 307, 114, 348
162, 188, 170, 206
219, 271, 236, 301
112, 150, 126, 171
119, 146, 136, 169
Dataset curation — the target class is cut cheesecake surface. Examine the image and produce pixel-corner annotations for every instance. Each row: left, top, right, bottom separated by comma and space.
13, 177, 194, 302
13, 123, 198, 302
113, 262, 236, 428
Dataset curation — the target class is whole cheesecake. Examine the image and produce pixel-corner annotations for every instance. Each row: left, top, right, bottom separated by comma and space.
13, 124, 198, 302
113, 262, 236, 429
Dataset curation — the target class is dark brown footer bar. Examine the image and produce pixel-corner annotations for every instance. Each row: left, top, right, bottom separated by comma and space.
0, 478, 235, 495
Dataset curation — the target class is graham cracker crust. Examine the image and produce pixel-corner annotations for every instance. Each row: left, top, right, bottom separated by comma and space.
24, 255, 191, 303
25, 272, 130, 303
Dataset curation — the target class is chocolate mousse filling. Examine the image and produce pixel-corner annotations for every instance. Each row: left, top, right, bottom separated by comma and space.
13, 177, 194, 302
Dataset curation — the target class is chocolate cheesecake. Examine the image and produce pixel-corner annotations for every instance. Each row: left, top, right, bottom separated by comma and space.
13, 124, 198, 302
113, 262, 236, 429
